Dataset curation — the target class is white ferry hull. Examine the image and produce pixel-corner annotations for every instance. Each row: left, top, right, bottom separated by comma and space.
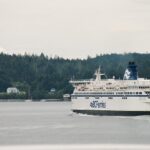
72, 97, 150, 116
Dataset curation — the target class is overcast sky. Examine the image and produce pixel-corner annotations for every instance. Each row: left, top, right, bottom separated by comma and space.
0, 0, 150, 59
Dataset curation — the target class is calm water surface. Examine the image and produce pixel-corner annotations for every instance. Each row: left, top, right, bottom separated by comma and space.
0, 102, 150, 145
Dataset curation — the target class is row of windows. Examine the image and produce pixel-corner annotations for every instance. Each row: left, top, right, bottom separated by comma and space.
139, 86, 150, 89
117, 92, 142, 95
72, 95, 145, 99
145, 91, 150, 94
120, 87, 127, 89
72, 97, 129, 99
94, 96, 129, 99
74, 92, 142, 95
75, 92, 114, 94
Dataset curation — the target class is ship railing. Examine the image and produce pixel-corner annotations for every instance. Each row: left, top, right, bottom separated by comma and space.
69, 79, 94, 84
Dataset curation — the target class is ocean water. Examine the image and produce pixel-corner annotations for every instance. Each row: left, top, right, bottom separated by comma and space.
0, 101, 150, 146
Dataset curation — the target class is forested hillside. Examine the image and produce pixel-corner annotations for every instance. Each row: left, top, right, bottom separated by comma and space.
0, 53, 150, 99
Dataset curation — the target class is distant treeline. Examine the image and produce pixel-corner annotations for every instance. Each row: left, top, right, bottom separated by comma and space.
0, 52, 150, 99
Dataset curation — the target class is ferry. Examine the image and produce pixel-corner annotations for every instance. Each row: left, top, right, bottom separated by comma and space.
70, 62, 150, 116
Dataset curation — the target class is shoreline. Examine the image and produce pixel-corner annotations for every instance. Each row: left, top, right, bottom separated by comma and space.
0, 99, 69, 102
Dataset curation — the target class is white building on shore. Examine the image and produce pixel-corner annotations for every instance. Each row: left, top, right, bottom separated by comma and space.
7, 87, 20, 94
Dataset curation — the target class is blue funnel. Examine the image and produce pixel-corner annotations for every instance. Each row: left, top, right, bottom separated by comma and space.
123, 62, 138, 80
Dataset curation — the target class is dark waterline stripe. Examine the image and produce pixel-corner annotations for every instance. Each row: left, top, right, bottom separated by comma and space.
73, 110, 150, 116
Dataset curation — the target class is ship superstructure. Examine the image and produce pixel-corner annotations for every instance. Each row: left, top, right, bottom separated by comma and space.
70, 62, 150, 115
